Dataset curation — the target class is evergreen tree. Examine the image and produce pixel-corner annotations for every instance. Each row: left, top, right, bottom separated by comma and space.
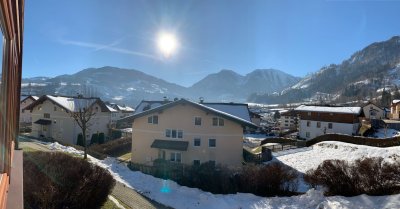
76, 133, 84, 146
380, 88, 392, 108
273, 110, 281, 120
98, 133, 105, 144
393, 85, 400, 100
90, 133, 98, 144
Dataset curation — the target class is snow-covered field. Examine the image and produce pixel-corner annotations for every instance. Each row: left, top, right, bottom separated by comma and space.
46, 141, 400, 209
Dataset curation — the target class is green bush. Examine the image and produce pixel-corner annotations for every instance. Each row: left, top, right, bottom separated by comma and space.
98, 133, 105, 144
76, 133, 84, 146
90, 133, 99, 144
24, 152, 115, 209
111, 130, 122, 139
306, 134, 400, 147
90, 137, 131, 157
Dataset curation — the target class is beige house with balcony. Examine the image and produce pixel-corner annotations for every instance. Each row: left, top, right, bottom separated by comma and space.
25, 95, 113, 145
122, 99, 257, 167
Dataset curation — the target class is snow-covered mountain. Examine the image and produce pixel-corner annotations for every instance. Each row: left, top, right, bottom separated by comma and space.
189, 69, 300, 101
249, 36, 400, 104
21, 67, 299, 106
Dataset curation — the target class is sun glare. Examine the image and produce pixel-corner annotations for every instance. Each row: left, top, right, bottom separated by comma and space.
157, 32, 178, 57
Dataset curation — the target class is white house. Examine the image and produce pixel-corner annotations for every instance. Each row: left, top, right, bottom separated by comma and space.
295, 105, 362, 140
362, 102, 385, 120
19, 95, 39, 124
25, 95, 114, 145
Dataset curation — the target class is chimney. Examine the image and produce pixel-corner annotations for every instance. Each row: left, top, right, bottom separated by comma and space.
163, 96, 169, 103
199, 97, 204, 103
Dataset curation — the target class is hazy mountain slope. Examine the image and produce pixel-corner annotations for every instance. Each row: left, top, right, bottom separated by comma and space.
249, 36, 400, 104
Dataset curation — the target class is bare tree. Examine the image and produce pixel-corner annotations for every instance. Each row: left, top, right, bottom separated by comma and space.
69, 95, 96, 159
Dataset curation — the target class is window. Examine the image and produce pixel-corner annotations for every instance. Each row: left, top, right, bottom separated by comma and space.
54, 106, 57, 111
209, 139, 216, 147
317, 122, 321, 128
307, 112, 311, 116
170, 152, 181, 163
328, 123, 333, 129
147, 115, 158, 124
22, 109, 25, 113
166, 129, 183, 139
38, 106, 42, 111
165, 129, 171, 137
44, 113, 50, 118
194, 117, 202, 126
193, 160, 200, 166
307, 121, 311, 127
212, 117, 224, 126
306, 132, 310, 138
194, 138, 201, 146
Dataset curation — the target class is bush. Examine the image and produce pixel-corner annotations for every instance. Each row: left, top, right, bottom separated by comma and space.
90, 133, 99, 144
98, 132, 105, 144
304, 157, 400, 196
90, 137, 131, 157
129, 160, 298, 196
111, 129, 122, 139
76, 133, 84, 146
24, 152, 115, 209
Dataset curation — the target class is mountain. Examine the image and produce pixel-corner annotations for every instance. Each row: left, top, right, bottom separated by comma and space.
21, 67, 298, 106
249, 36, 400, 105
189, 69, 300, 101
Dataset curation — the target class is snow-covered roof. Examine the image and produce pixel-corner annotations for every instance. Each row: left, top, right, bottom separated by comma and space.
46, 95, 98, 112
106, 105, 118, 112
116, 105, 135, 112
295, 105, 362, 114
393, 100, 400, 104
124, 99, 257, 128
25, 95, 110, 113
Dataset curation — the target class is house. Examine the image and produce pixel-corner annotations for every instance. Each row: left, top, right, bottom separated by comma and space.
279, 110, 298, 131
24, 95, 114, 145
362, 102, 385, 120
121, 99, 257, 167
19, 95, 39, 126
390, 100, 400, 120
0, 1, 24, 208
108, 103, 135, 119
295, 105, 362, 140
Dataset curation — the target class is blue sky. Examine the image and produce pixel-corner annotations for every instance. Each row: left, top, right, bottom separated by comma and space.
23, 0, 400, 87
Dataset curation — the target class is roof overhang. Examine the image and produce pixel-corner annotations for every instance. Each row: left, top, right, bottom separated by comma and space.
34, 119, 52, 125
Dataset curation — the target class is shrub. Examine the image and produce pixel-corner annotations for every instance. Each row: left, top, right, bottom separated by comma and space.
76, 133, 83, 146
111, 129, 122, 139
304, 157, 400, 196
24, 152, 115, 209
129, 160, 298, 196
90, 137, 131, 157
98, 132, 105, 144
306, 134, 400, 147
90, 133, 99, 144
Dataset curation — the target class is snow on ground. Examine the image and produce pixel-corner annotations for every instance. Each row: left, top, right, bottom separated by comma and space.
372, 128, 400, 138
45, 141, 400, 209
275, 141, 400, 173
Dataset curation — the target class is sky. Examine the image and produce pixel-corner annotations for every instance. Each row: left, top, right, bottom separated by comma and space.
23, 0, 400, 87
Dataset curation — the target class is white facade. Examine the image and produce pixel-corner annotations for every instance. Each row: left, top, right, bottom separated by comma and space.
30, 99, 112, 145
363, 103, 384, 120
279, 116, 296, 130
299, 120, 359, 140
19, 96, 38, 124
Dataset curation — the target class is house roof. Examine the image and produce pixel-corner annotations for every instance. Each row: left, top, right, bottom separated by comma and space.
123, 99, 257, 129
393, 100, 400, 104
151, 139, 189, 151
362, 102, 384, 110
24, 95, 111, 113
106, 105, 118, 112
20, 95, 39, 103
295, 105, 362, 115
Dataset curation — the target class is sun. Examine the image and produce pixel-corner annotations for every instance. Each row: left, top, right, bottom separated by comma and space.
157, 32, 178, 57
